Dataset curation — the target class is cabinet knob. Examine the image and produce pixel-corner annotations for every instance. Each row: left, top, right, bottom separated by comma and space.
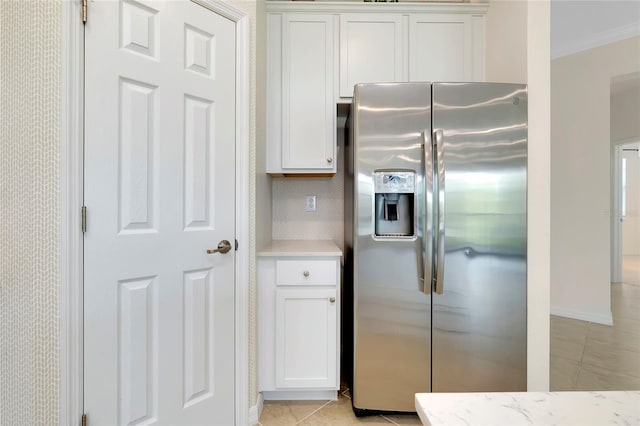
303, 270, 310, 277
327, 157, 333, 164
329, 297, 336, 303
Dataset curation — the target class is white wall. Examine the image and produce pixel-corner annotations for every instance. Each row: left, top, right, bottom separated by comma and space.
551, 36, 640, 325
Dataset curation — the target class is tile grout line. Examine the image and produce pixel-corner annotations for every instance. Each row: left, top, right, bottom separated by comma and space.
380, 414, 400, 425
294, 399, 334, 425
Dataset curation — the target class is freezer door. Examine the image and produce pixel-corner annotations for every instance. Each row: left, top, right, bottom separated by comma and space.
350, 83, 432, 412
432, 83, 527, 392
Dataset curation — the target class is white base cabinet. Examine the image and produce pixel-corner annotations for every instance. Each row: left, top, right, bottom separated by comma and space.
258, 241, 342, 400
275, 287, 337, 389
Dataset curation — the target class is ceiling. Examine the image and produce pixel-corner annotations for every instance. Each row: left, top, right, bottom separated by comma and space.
551, 0, 640, 58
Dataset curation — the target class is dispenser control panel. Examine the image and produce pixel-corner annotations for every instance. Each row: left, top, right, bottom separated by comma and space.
374, 171, 415, 194
373, 171, 415, 238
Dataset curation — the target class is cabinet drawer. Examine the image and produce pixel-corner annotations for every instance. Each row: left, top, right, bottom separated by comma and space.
275, 260, 337, 286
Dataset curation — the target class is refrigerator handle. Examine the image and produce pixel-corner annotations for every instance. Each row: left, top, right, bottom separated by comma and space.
421, 130, 433, 295
434, 129, 445, 295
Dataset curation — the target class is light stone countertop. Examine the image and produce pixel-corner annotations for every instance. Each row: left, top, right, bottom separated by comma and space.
257, 239, 342, 257
415, 391, 640, 426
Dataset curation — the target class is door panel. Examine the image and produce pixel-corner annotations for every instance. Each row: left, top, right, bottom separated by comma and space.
409, 15, 471, 82
275, 288, 338, 389
282, 14, 336, 170
432, 83, 527, 392
350, 83, 431, 412
84, 1, 236, 424
339, 14, 405, 97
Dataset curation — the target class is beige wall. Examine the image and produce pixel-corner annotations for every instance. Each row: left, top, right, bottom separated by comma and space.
551, 36, 640, 323
0, 1, 61, 424
611, 85, 640, 143
525, 0, 551, 392
486, 0, 528, 83
486, 0, 551, 391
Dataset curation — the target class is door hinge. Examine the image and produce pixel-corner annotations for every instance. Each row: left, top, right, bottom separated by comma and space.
81, 0, 87, 24
81, 206, 87, 233
81, 413, 87, 426
235, 239, 239, 251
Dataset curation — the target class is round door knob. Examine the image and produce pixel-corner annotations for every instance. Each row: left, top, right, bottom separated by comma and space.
303, 270, 310, 277
329, 297, 336, 303
327, 157, 333, 163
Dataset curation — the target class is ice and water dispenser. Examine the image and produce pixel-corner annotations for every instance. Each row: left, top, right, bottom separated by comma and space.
373, 171, 415, 238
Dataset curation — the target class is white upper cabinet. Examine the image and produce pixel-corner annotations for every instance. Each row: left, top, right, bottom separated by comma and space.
409, 14, 472, 82
266, 2, 487, 174
339, 14, 406, 98
267, 13, 338, 174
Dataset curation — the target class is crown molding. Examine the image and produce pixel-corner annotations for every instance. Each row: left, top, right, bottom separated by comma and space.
552, 21, 640, 59
266, 1, 488, 15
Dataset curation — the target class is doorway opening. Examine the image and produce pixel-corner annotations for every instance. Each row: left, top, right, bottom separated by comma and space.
610, 71, 640, 287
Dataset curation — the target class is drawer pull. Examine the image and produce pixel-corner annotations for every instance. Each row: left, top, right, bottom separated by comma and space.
303, 270, 310, 277
329, 297, 335, 303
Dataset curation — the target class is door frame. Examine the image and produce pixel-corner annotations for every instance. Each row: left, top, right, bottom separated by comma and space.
59, 1, 250, 424
611, 137, 640, 284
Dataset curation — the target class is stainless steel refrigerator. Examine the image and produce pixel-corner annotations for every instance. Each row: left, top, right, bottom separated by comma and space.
344, 82, 527, 414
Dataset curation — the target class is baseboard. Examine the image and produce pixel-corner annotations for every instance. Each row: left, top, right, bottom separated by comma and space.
248, 393, 264, 426
551, 306, 613, 326
262, 390, 338, 401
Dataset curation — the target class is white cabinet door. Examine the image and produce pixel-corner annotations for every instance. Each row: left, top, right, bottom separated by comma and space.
340, 14, 405, 98
281, 14, 337, 171
409, 14, 472, 82
275, 288, 338, 389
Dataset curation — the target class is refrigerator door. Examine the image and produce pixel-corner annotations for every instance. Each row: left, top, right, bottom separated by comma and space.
350, 83, 432, 412
432, 83, 527, 392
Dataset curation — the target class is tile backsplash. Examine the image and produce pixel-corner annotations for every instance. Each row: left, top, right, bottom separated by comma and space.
272, 171, 345, 252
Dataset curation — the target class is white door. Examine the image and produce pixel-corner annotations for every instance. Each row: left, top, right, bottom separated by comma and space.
84, 0, 236, 424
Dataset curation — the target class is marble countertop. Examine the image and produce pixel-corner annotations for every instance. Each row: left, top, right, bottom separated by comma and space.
257, 239, 342, 257
415, 391, 640, 426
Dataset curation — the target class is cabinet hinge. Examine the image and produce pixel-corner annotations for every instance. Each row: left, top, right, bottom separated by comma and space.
81, 0, 87, 24
81, 206, 87, 233
81, 413, 87, 426
235, 239, 239, 251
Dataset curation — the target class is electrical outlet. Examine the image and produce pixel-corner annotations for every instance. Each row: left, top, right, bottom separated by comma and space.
305, 195, 317, 212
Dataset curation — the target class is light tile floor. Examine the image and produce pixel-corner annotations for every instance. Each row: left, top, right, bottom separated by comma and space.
550, 256, 640, 391
259, 257, 640, 425
258, 387, 422, 426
